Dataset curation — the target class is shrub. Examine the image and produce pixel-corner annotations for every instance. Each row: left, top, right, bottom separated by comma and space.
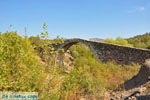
104, 37, 133, 47
0, 32, 45, 92
127, 33, 150, 49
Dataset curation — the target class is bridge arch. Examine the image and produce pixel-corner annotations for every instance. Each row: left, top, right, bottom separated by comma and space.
49, 38, 150, 90
52, 38, 150, 65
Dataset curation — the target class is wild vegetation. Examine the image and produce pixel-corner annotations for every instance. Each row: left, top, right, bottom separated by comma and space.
127, 33, 150, 49
1, 30, 149, 99
104, 37, 133, 47
0, 32, 45, 92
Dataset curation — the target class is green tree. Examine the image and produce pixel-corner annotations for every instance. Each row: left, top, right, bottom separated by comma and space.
40, 23, 49, 39
127, 33, 150, 49
0, 32, 45, 91
104, 37, 133, 47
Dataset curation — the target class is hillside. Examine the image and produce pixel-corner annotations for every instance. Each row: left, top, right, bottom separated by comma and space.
127, 33, 150, 49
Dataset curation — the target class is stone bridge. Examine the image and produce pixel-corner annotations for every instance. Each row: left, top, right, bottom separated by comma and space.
49, 38, 150, 90
51, 38, 150, 65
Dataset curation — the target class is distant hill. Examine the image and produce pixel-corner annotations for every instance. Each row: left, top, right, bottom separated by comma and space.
89, 38, 104, 42
127, 33, 150, 49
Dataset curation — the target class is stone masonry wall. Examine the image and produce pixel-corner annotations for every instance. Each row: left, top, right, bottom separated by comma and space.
49, 38, 150, 91
52, 38, 150, 65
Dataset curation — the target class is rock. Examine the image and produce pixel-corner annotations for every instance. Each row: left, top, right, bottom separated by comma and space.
124, 59, 150, 90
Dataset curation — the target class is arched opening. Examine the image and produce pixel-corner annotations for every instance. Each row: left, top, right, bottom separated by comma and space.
59, 42, 140, 94
52, 40, 150, 93
49, 39, 150, 99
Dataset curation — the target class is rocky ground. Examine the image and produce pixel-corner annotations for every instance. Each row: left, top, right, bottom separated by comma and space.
108, 82, 150, 100
79, 82, 150, 100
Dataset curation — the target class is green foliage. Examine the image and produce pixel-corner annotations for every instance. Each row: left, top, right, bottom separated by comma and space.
0, 32, 65, 99
127, 33, 150, 49
29, 34, 64, 68
104, 37, 133, 47
53, 35, 65, 44
0, 32, 45, 92
40, 23, 49, 39
61, 43, 139, 99
29, 36, 43, 47
0, 32, 140, 100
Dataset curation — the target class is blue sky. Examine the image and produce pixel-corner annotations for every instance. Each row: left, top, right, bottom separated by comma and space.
0, 0, 150, 39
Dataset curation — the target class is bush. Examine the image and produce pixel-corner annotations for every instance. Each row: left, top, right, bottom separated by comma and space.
104, 37, 133, 47
127, 33, 150, 49
0, 32, 45, 92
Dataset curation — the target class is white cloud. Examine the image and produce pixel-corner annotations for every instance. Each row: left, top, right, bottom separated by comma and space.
128, 6, 146, 13
139, 7, 146, 11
